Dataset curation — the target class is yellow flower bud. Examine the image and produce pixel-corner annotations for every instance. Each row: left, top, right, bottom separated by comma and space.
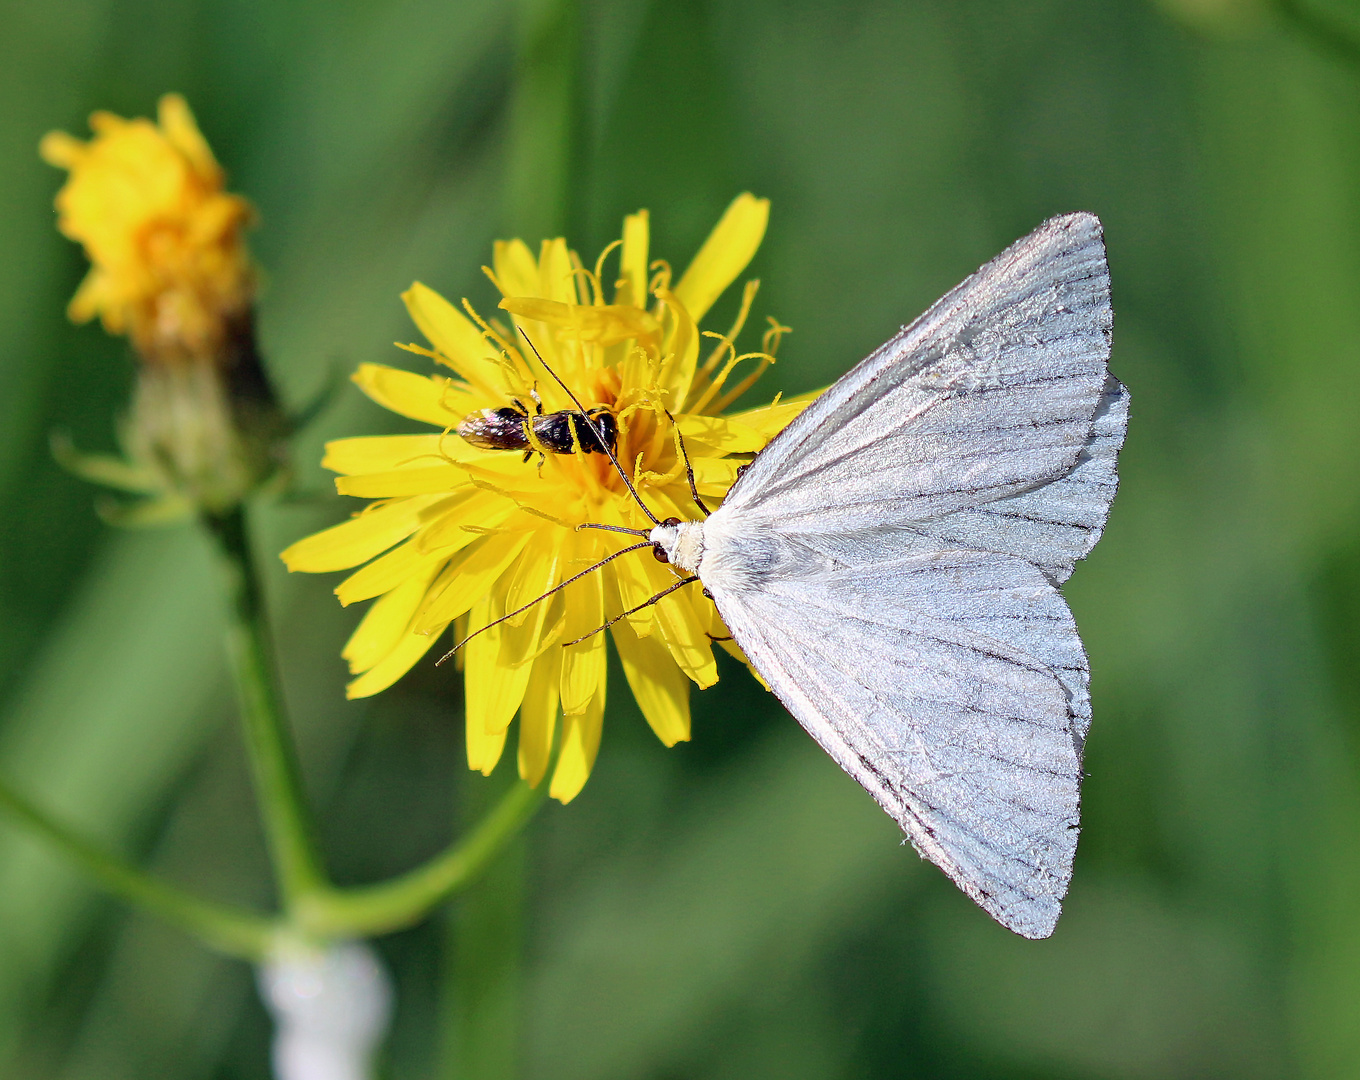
43, 95, 284, 516
41, 93, 256, 368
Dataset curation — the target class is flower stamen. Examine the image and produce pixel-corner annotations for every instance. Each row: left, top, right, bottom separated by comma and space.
517, 328, 661, 526
710, 353, 777, 414
592, 238, 624, 299
693, 278, 760, 393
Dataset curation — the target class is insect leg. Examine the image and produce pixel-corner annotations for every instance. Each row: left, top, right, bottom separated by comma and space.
562, 575, 701, 646
665, 408, 712, 517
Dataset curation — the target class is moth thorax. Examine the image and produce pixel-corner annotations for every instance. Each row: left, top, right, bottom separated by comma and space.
649, 520, 705, 573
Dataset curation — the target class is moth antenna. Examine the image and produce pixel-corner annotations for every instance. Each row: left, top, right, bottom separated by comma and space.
435, 541, 653, 664
562, 575, 700, 646
665, 407, 711, 517
577, 522, 651, 538
517, 329, 662, 527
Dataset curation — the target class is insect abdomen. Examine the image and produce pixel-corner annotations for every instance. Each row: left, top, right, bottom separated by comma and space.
532, 408, 617, 454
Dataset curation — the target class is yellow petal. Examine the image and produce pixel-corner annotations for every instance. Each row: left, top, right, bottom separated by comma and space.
610, 605, 690, 745
549, 683, 605, 804
504, 536, 562, 611
719, 635, 768, 690
559, 537, 606, 715
402, 282, 504, 399
351, 363, 475, 428
700, 593, 730, 639
335, 538, 445, 607
412, 490, 515, 553
674, 413, 768, 455
336, 464, 470, 498
697, 594, 769, 688
617, 210, 649, 309
650, 575, 717, 688
689, 457, 741, 498
466, 541, 561, 741
656, 289, 700, 409
517, 648, 561, 787
498, 298, 659, 349
496, 540, 562, 667
673, 193, 769, 324
342, 560, 444, 673
623, 489, 715, 686
412, 531, 531, 634
731, 391, 817, 434
609, 540, 662, 635
280, 493, 451, 573
465, 597, 534, 747
453, 452, 566, 498
39, 130, 85, 169
157, 93, 219, 179
538, 237, 576, 304
322, 434, 451, 475
491, 238, 538, 295
467, 719, 509, 776
345, 629, 440, 699
463, 594, 510, 775
497, 296, 569, 325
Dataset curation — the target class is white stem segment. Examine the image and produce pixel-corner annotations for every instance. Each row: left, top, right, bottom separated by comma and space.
258, 940, 394, 1080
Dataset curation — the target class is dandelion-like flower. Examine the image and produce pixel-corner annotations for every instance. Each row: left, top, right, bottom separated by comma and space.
282, 195, 810, 801
42, 94, 283, 518
40, 93, 255, 367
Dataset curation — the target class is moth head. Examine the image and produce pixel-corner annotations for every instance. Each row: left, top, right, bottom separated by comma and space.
648, 517, 705, 574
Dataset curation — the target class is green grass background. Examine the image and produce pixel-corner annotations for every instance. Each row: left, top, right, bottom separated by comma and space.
3, 0, 1360, 1075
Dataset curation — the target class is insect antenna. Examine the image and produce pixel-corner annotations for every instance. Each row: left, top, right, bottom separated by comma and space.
517, 329, 663, 527
664, 407, 711, 517
435, 541, 653, 664
562, 575, 700, 646
577, 522, 651, 538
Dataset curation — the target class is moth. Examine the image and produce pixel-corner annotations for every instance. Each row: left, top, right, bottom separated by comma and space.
644, 213, 1125, 938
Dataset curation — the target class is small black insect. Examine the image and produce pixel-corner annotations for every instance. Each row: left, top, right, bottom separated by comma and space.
457, 393, 617, 462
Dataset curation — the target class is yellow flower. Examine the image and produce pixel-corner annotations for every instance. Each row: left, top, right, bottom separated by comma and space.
282, 194, 810, 802
41, 95, 283, 519
40, 93, 255, 367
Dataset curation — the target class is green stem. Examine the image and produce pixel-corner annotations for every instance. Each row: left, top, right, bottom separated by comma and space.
204, 506, 328, 910
0, 776, 277, 959
443, 768, 526, 1080
297, 777, 546, 938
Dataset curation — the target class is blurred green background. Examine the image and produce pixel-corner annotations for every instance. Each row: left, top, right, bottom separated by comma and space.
4, 0, 1360, 1075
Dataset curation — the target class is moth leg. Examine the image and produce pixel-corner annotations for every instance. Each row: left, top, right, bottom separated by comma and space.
563, 575, 701, 645
664, 407, 712, 517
